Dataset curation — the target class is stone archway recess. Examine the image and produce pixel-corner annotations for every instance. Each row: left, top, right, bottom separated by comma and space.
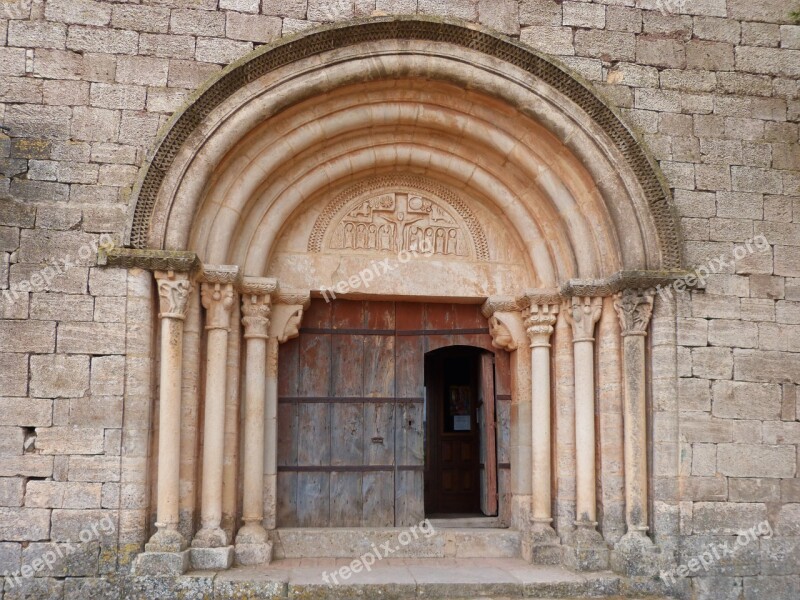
107, 16, 689, 578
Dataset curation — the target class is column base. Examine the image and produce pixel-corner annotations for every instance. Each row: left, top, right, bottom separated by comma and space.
522, 520, 562, 565
192, 526, 229, 548
190, 545, 235, 570
144, 527, 187, 553
235, 540, 273, 566
610, 529, 665, 577
563, 522, 609, 572
132, 550, 190, 576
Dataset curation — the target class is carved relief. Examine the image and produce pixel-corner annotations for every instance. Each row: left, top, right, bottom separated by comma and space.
565, 296, 603, 343
614, 289, 655, 337
201, 282, 235, 330
156, 275, 192, 321
525, 304, 559, 348
241, 295, 271, 340
309, 175, 489, 261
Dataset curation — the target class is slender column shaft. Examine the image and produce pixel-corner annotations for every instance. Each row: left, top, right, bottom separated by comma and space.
148, 271, 192, 552
614, 289, 655, 534
238, 292, 271, 542
264, 336, 279, 530
568, 297, 603, 526
554, 307, 575, 534
526, 304, 558, 524
194, 278, 235, 548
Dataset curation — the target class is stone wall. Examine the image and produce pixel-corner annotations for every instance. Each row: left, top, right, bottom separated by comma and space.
0, 1, 798, 599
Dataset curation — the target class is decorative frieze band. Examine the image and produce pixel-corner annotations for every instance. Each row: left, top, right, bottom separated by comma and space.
100, 248, 201, 273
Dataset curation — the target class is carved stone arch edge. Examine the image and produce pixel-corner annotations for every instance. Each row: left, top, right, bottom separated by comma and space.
126, 16, 683, 271
307, 173, 490, 261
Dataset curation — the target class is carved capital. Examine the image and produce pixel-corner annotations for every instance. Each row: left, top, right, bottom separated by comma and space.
275, 291, 311, 309
566, 296, 603, 343
155, 271, 192, 321
270, 291, 311, 344
525, 303, 559, 348
201, 282, 235, 330
199, 264, 241, 286
240, 276, 279, 297
489, 315, 517, 351
614, 289, 655, 337
522, 289, 562, 308
241, 294, 272, 340
279, 307, 304, 343
482, 296, 523, 318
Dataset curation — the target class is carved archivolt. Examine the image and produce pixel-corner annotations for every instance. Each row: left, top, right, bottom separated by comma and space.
308, 174, 489, 261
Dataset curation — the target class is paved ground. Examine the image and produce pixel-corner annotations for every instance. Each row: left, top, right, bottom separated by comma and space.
190, 557, 677, 598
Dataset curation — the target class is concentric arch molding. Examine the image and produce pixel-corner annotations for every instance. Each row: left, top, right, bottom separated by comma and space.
127, 16, 682, 270
308, 174, 490, 261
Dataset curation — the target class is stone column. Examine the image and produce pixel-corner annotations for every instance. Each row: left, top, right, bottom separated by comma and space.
136, 270, 192, 575
524, 298, 561, 564
235, 277, 278, 566
564, 296, 608, 571
483, 298, 529, 532
611, 289, 660, 576
191, 265, 239, 570
265, 291, 311, 527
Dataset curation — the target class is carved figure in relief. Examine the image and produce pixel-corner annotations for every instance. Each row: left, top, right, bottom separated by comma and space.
329, 192, 469, 257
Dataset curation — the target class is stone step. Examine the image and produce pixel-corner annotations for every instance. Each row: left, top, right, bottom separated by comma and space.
125, 558, 679, 599
272, 527, 522, 559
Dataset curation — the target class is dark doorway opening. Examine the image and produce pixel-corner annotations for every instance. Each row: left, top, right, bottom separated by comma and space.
424, 345, 497, 517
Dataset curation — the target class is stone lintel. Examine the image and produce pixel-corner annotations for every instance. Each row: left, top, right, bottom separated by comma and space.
561, 270, 697, 297
99, 247, 200, 273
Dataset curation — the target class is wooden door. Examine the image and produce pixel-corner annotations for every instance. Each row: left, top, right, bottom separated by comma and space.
276, 299, 504, 526
424, 348, 482, 515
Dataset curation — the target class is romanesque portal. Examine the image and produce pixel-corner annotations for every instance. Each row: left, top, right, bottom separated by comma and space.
110, 19, 685, 576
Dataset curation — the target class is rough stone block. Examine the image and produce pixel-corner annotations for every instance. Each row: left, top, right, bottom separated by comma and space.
636, 36, 686, 69
5, 104, 72, 140
139, 34, 196, 60
34, 427, 105, 455
0, 507, 51, 541
30, 354, 90, 398
195, 37, 253, 64
132, 550, 190, 576
521, 26, 574, 55
111, 5, 172, 33
68, 456, 119, 482
729, 478, 781, 502
66, 26, 138, 55
8, 20, 67, 49
0, 353, 28, 398
575, 30, 634, 61
0, 476, 24, 506
262, 0, 307, 18
69, 396, 123, 428
692, 347, 733, 380
679, 415, 733, 443
190, 545, 235, 570
718, 444, 796, 478
476, 0, 519, 35
735, 349, 800, 384
50, 509, 116, 543
0, 320, 55, 354
712, 381, 782, 420
691, 502, 767, 535
45, 0, 111, 26
57, 322, 125, 355
25, 481, 102, 509
743, 575, 800, 600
